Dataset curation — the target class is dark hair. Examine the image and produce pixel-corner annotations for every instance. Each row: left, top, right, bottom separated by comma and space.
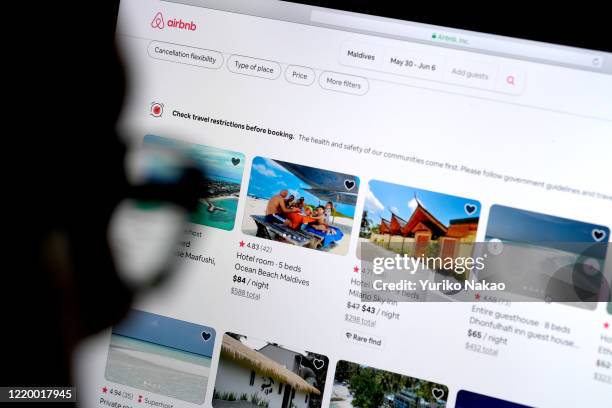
316, 205, 325, 210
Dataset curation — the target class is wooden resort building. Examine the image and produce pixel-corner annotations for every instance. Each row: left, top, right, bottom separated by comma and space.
379, 218, 392, 234
372, 199, 478, 259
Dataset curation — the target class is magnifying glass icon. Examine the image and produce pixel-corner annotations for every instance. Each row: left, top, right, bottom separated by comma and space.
506, 75, 515, 85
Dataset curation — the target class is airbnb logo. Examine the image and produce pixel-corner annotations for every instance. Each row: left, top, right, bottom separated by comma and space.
151, 11, 197, 31
151, 12, 164, 29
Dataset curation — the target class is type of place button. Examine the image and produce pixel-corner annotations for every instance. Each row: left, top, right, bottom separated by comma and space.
227, 55, 281, 80
285, 65, 315, 86
319, 71, 369, 95
148, 41, 223, 69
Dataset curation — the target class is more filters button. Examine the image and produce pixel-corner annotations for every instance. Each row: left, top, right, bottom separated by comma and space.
319, 71, 369, 95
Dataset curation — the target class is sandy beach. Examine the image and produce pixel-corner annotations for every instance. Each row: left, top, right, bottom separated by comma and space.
242, 196, 354, 255
208, 193, 239, 202
110, 346, 211, 377
105, 345, 210, 404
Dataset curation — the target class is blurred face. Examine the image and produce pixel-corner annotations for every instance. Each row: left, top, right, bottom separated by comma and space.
316, 207, 324, 215
280, 190, 288, 198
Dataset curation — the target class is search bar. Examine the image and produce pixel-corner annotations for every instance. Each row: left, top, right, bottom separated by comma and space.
339, 42, 526, 95
311, 10, 604, 69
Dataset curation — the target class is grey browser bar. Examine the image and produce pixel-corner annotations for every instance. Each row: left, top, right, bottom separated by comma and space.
311, 10, 604, 70
162, 0, 612, 74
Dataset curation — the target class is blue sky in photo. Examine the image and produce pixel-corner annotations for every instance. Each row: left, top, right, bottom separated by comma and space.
144, 135, 244, 183
486, 205, 609, 243
364, 180, 480, 226
112, 309, 215, 357
247, 156, 357, 218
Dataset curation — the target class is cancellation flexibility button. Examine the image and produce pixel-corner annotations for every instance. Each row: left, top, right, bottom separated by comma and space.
228, 55, 281, 80
319, 71, 369, 95
148, 41, 223, 69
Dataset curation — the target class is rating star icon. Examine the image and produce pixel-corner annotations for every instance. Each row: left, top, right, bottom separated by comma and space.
102, 387, 108, 393
474, 293, 481, 300
353, 266, 359, 273
239, 240, 245, 247
605, 322, 610, 329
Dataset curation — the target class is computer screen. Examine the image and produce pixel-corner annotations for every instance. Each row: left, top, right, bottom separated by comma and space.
74, 1, 612, 407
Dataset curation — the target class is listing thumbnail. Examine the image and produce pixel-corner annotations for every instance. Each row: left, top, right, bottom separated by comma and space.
481, 205, 609, 306
359, 180, 480, 277
331, 360, 448, 408
143, 135, 245, 231
242, 156, 359, 255
104, 309, 216, 404
455, 390, 532, 408
212, 333, 329, 408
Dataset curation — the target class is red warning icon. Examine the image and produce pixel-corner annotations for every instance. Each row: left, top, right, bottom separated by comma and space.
150, 102, 164, 117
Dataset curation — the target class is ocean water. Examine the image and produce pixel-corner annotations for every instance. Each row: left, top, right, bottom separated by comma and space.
208, 175, 241, 184
191, 197, 238, 230
105, 335, 210, 404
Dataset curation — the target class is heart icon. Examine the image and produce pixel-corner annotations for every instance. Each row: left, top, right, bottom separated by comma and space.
312, 359, 325, 370
231, 157, 241, 166
344, 179, 355, 190
431, 388, 445, 400
464, 203, 476, 215
201, 331, 212, 341
592, 229, 606, 242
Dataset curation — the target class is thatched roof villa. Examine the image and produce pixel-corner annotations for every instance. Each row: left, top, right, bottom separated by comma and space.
213, 334, 320, 408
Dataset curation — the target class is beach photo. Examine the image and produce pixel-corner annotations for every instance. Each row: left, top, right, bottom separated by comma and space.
481, 205, 610, 306
242, 157, 359, 255
358, 180, 481, 278
212, 333, 329, 408
330, 360, 447, 408
104, 309, 216, 404
143, 135, 245, 231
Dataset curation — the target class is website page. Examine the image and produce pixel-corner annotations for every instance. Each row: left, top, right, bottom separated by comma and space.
76, 1, 612, 407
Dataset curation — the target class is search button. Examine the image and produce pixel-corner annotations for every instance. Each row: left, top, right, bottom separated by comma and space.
497, 67, 525, 94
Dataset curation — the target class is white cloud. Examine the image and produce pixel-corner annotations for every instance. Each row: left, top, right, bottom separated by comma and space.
408, 198, 418, 212
365, 190, 384, 213
264, 158, 291, 174
253, 163, 277, 178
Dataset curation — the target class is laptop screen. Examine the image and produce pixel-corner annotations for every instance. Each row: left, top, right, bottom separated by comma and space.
74, 1, 612, 407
